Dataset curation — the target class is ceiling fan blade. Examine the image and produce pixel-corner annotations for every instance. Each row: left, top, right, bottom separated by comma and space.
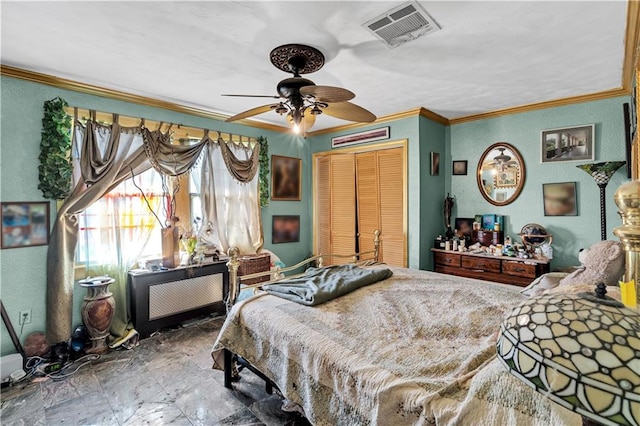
299, 85, 355, 103
222, 94, 280, 99
286, 112, 316, 133
321, 102, 376, 123
225, 104, 279, 122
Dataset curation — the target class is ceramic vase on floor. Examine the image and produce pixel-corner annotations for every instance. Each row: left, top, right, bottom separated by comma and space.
79, 277, 115, 354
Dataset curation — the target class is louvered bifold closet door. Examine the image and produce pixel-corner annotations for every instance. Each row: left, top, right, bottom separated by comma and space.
355, 151, 381, 263
376, 147, 405, 266
316, 157, 332, 259
329, 154, 357, 264
315, 154, 357, 265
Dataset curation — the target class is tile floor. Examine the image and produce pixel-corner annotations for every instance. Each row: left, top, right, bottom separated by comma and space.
0, 316, 311, 425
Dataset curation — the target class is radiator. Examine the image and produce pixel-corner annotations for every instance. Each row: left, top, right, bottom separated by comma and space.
129, 262, 228, 338
149, 274, 223, 320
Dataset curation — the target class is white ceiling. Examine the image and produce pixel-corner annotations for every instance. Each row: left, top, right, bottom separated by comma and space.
0, 1, 630, 131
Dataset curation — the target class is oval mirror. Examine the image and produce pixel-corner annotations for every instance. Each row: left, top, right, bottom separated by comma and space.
476, 142, 526, 206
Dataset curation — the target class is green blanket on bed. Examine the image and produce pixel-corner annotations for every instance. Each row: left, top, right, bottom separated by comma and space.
262, 264, 393, 306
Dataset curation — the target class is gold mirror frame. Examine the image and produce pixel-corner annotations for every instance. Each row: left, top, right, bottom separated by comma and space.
476, 142, 526, 206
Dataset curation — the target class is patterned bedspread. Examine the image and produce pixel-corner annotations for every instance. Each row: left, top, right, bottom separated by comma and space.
212, 266, 581, 425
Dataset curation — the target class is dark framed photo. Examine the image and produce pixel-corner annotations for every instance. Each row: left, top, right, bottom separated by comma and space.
543, 182, 578, 216
452, 160, 468, 175
1, 202, 50, 249
430, 152, 440, 176
271, 155, 301, 201
272, 215, 300, 244
541, 124, 595, 163
455, 217, 474, 237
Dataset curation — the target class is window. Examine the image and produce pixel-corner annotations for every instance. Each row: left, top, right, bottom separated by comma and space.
76, 168, 169, 267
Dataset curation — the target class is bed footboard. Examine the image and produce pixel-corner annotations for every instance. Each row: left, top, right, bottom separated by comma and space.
225, 229, 380, 308
222, 229, 381, 392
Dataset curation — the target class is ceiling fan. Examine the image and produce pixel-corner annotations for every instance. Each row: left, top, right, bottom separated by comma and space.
223, 44, 376, 134
489, 148, 517, 171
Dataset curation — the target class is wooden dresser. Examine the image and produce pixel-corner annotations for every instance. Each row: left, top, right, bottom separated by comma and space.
432, 249, 550, 287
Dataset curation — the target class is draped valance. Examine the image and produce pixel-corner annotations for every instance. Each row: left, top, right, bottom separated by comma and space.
47, 115, 261, 345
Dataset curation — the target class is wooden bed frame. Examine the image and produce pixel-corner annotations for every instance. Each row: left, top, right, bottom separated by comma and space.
222, 229, 381, 390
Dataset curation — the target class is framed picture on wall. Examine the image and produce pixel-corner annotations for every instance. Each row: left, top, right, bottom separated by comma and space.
271, 155, 301, 201
543, 182, 578, 216
452, 160, 468, 175
272, 215, 300, 243
430, 152, 440, 176
1, 202, 50, 249
541, 124, 595, 163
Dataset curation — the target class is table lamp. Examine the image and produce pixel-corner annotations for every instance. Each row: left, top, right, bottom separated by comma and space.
576, 161, 626, 240
497, 284, 640, 425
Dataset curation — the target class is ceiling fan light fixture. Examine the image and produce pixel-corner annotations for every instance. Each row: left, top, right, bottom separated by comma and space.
274, 103, 288, 115
224, 43, 376, 133
310, 105, 323, 115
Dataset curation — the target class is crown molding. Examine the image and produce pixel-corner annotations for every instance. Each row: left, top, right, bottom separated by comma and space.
448, 87, 629, 125
0, 65, 291, 134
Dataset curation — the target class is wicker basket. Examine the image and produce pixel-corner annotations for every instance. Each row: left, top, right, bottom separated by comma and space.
238, 253, 271, 285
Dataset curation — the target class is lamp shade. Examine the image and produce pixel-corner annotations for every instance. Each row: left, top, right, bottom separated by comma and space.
497, 290, 640, 425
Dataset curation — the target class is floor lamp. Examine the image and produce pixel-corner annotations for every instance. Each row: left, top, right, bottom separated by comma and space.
576, 161, 626, 240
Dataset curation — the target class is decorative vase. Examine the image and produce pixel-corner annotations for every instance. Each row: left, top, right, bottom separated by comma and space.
79, 277, 115, 354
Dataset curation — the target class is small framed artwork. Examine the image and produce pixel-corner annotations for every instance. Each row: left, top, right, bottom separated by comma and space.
543, 182, 578, 216
430, 152, 440, 176
541, 124, 595, 163
452, 160, 468, 175
331, 127, 390, 148
271, 155, 301, 201
272, 215, 300, 244
1, 202, 50, 249
494, 167, 520, 188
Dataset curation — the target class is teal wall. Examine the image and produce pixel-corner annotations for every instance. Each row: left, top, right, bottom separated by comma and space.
0, 74, 630, 356
449, 96, 630, 270
0, 76, 308, 356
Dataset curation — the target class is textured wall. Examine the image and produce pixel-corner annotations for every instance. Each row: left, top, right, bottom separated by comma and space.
0, 76, 306, 356
449, 96, 630, 270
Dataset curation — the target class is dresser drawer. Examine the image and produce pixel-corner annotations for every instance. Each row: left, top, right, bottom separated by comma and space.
434, 251, 461, 267
461, 256, 501, 272
502, 261, 537, 278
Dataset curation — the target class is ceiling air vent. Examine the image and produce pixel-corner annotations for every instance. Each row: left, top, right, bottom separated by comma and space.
363, 1, 441, 48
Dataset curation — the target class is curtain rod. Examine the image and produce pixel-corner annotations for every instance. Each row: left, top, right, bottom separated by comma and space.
64, 106, 258, 145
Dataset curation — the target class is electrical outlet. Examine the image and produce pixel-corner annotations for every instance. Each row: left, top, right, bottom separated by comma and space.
18, 310, 31, 325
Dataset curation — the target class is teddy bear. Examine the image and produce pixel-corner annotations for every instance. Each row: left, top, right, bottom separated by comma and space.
522, 240, 625, 297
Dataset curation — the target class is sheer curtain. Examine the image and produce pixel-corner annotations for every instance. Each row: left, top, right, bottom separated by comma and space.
47, 122, 263, 345
77, 170, 166, 342
199, 139, 262, 254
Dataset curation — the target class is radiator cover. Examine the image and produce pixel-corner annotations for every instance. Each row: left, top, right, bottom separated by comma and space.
128, 261, 228, 338
149, 274, 223, 320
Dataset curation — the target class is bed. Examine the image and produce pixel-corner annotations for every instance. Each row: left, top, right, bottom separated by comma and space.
211, 239, 581, 425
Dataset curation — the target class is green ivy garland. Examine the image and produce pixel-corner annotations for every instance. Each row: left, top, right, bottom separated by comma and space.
258, 136, 269, 207
38, 97, 72, 200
